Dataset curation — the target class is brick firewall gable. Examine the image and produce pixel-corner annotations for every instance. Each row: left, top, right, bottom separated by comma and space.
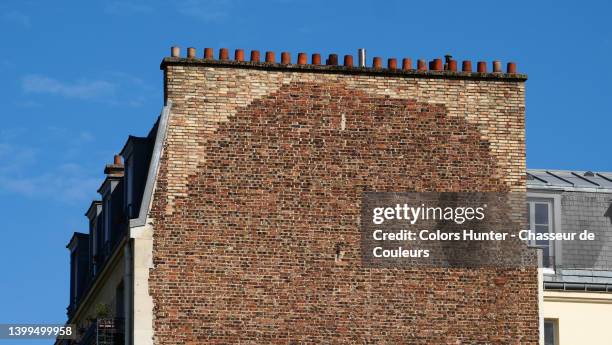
147, 80, 538, 344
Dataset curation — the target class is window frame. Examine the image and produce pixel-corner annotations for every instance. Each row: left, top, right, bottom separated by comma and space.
544, 318, 559, 345
124, 153, 134, 218
70, 249, 77, 305
91, 217, 98, 274
103, 196, 112, 246
526, 192, 562, 275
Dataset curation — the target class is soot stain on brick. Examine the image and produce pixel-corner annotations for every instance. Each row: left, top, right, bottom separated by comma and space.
149, 81, 537, 344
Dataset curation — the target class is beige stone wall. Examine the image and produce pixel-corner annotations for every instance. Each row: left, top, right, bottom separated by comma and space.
131, 225, 154, 345
543, 291, 612, 345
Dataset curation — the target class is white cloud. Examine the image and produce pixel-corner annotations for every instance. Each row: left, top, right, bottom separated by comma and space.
21, 72, 152, 106
78, 131, 95, 143
2, 10, 31, 28
46, 127, 95, 143
22, 75, 117, 100
0, 130, 101, 203
0, 170, 99, 203
177, 0, 233, 22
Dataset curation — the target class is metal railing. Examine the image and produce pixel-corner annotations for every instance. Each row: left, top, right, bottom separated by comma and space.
78, 318, 125, 345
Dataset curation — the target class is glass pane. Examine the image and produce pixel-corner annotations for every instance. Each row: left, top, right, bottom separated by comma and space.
542, 248, 552, 268
536, 224, 549, 234
541, 246, 550, 262
544, 320, 556, 345
535, 203, 549, 224
536, 225, 550, 246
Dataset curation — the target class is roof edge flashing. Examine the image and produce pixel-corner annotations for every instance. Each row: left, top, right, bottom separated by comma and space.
130, 101, 172, 229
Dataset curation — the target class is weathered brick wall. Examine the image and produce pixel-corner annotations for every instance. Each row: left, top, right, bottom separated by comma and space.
149, 59, 538, 344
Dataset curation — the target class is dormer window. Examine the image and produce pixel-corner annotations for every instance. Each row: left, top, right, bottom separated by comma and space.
97, 154, 124, 258
85, 201, 102, 276
91, 221, 97, 270
120, 134, 156, 221
104, 196, 112, 251
66, 233, 90, 317
124, 155, 134, 217
526, 193, 562, 274
70, 250, 77, 305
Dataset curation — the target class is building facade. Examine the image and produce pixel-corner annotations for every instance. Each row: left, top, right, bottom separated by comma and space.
59, 47, 540, 344
527, 170, 612, 345
61, 126, 158, 345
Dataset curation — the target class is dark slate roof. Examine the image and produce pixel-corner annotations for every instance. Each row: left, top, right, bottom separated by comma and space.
527, 169, 612, 192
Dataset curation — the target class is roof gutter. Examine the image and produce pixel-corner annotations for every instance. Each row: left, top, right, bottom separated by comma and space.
545, 281, 612, 292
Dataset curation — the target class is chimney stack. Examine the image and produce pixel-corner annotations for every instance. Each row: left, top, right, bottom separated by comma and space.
165, 46, 521, 75
104, 155, 124, 177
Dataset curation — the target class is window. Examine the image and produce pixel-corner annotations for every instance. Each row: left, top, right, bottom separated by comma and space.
115, 281, 125, 318
70, 251, 77, 305
527, 198, 555, 269
104, 197, 111, 247
544, 319, 558, 345
91, 218, 97, 275
124, 156, 134, 218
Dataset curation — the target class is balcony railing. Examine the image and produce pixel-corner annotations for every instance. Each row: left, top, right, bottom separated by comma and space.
78, 318, 125, 345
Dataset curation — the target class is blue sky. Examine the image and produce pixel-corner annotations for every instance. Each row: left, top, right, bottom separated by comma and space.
0, 0, 611, 343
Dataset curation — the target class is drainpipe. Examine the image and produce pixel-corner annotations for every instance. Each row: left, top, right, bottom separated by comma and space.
537, 248, 544, 345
